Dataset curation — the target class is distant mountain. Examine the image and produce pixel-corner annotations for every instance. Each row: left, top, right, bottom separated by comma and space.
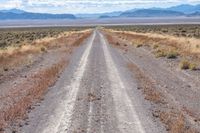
76, 11, 122, 18
120, 9, 185, 17
76, 4, 200, 18
167, 4, 200, 14
188, 11, 200, 17
0, 9, 76, 20
0, 8, 25, 14
99, 15, 112, 19
1, 4, 200, 20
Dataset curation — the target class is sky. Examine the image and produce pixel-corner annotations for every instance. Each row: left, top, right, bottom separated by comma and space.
0, 0, 200, 14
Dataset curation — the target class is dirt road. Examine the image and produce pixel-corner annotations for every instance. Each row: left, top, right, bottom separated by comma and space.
11, 29, 165, 133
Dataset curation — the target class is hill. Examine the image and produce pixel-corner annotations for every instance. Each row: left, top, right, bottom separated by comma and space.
120, 9, 185, 17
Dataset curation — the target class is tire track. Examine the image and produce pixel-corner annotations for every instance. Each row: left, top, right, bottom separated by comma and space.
41, 31, 96, 133
100, 32, 145, 133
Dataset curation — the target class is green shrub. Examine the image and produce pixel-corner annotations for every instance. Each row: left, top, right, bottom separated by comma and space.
136, 44, 143, 48
179, 60, 197, 70
153, 44, 159, 49
189, 63, 197, 70
167, 51, 178, 59
0, 41, 7, 47
40, 46, 47, 52
180, 60, 190, 69
155, 49, 166, 58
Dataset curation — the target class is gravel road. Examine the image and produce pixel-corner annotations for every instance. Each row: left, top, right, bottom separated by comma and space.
19, 29, 165, 133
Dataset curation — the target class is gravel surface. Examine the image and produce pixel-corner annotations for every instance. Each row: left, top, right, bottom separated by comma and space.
15, 30, 166, 133
103, 30, 200, 132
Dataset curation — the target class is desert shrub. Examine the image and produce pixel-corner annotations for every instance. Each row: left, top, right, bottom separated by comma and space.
0, 41, 7, 47
136, 44, 143, 48
180, 60, 190, 69
155, 49, 166, 58
153, 44, 159, 49
189, 63, 197, 70
40, 46, 47, 52
167, 51, 178, 59
179, 60, 197, 70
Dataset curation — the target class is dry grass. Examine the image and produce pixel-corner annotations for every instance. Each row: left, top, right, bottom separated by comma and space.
106, 25, 200, 39
159, 111, 185, 133
159, 111, 197, 133
105, 29, 199, 70
0, 30, 92, 73
127, 63, 163, 104
0, 30, 92, 131
110, 30, 200, 54
0, 45, 43, 73
104, 32, 128, 52
104, 29, 199, 133
179, 60, 198, 70
135, 44, 143, 48
0, 58, 67, 131
127, 63, 198, 133
73, 32, 92, 46
166, 51, 179, 59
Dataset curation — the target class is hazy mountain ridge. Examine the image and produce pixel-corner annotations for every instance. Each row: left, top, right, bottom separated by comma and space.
1, 4, 200, 20
167, 4, 200, 13
97, 4, 200, 18
0, 9, 76, 20
120, 9, 185, 17
0, 9, 25, 14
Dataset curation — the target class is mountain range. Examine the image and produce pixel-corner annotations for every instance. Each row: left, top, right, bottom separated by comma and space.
0, 4, 200, 20
0, 9, 76, 20
102, 4, 200, 18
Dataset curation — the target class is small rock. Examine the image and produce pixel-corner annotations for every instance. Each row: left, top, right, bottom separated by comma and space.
152, 112, 159, 118
12, 130, 17, 133
19, 124, 23, 127
4, 68, 8, 71
186, 84, 191, 88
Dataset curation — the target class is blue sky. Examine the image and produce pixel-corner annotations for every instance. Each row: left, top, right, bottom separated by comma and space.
0, 0, 200, 14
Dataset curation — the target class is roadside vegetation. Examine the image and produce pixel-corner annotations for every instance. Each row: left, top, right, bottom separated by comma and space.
0, 27, 91, 73
0, 27, 91, 48
107, 24, 200, 38
103, 25, 200, 133
105, 24, 200, 71
128, 63, 196, 133
0, 27, 92, 132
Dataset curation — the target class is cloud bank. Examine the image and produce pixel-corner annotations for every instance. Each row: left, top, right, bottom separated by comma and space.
0, 0, 199, 13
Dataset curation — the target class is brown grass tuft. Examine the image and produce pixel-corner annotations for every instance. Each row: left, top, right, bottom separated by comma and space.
127, 63, 197, 133
0, 30, 92, 131
0, 59, 67, 130
179, 60, 198, 70
127, 63, 163, 104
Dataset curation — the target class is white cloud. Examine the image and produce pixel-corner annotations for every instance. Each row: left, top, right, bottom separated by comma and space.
0, 0, 199, 13
0, 0, 23, 9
